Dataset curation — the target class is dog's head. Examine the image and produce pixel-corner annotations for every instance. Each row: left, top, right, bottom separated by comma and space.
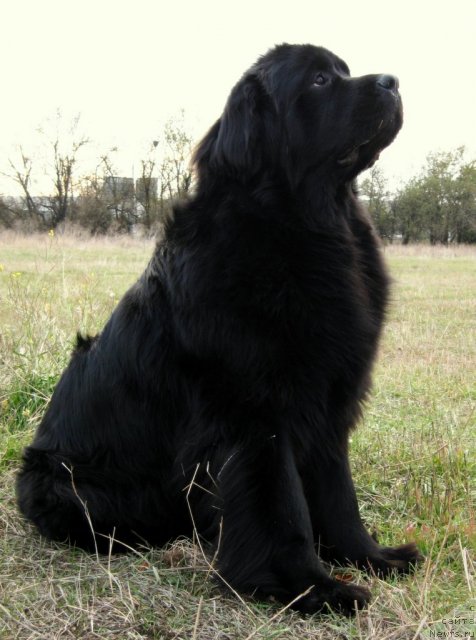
194, 44, 403, 187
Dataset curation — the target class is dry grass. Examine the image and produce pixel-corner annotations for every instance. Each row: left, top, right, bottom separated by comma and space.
0, 233, 475, 639
383, 243, 476, 258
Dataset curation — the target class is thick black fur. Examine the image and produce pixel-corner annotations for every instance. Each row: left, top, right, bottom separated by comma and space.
17, 44, 422, 615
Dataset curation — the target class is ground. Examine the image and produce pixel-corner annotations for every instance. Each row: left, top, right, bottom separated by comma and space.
0, 233, 474, 639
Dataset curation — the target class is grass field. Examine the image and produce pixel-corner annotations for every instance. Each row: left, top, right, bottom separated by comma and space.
0, 232, 474, 639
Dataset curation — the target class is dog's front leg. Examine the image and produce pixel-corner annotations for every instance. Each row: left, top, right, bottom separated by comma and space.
212, 431, 371, 614
303, 447, 423, 575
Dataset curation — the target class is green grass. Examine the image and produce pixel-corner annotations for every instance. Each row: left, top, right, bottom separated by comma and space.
0, 232, 474, 639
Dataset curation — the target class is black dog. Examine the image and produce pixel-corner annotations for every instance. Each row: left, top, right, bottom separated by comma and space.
17, 44, 421, 614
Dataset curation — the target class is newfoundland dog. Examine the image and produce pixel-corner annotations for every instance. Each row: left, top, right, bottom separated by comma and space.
17, 44, 421, 614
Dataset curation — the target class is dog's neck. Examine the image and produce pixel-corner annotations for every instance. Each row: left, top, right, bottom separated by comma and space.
192, 166, 360, 232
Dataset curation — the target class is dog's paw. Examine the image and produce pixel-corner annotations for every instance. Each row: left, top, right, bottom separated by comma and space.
295, 580, 371, 616
363, 542, 423, 576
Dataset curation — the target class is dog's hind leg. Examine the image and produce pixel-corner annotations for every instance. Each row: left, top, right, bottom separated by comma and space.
16, 447, 104, 551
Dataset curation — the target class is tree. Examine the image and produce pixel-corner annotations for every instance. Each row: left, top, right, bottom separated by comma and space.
135, 114, 193, 232
360, 166, 395, 242
6, 112, 89, 230
393, 147, 476, 244
0, 195, 16, 228
6, 147, 42, 226
99, 151, 137, 233
393, 179, 426, 244
39, 112, 89, 228
136, 143, 158, 232
456, 161, 476, 242
162, 114, 193, 198
75, 171, 113, 235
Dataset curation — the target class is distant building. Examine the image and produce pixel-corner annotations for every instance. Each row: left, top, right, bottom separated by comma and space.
135, 177, 158, 203
102, 177, 135, 204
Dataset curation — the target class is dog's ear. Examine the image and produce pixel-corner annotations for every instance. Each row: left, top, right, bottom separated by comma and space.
194, 73, 274, 182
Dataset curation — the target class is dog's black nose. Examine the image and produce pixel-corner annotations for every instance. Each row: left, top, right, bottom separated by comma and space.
376, 75, 399, 92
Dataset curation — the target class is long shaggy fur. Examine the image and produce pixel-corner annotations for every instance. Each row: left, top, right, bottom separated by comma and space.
17, 44, 421, 614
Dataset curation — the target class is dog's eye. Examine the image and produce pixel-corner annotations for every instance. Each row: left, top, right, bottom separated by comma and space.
313, 73, 328, 87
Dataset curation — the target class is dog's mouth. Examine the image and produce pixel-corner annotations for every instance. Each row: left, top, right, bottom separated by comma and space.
337, 140, 380, 168
337, 116, 400, 170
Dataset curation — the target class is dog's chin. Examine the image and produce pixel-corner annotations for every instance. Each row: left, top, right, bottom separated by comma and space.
337, 125, 401, 178
336, 106, 403, 178
337, 142, 380, 170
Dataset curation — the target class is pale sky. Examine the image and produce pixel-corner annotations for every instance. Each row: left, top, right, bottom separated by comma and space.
1, 0, 475, 193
